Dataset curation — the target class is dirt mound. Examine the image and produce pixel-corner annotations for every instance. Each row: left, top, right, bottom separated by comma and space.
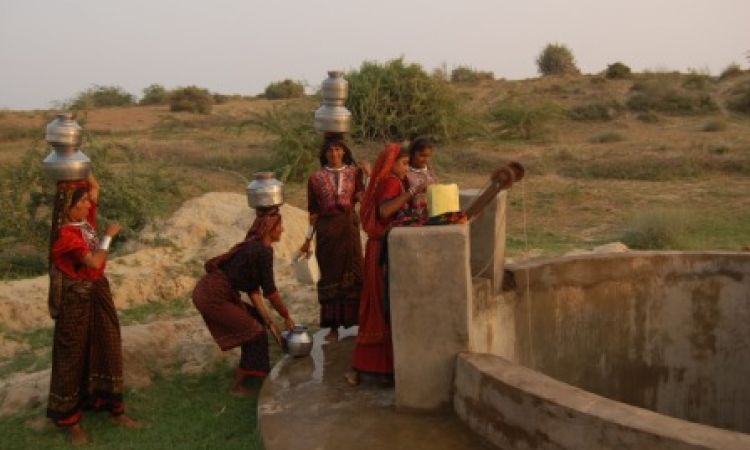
0, 192, 321, 417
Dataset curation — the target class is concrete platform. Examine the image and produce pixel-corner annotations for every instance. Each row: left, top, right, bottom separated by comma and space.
258, 327, 494, 450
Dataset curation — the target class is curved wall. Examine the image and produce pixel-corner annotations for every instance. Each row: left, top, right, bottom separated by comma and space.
498, 252, 750, 433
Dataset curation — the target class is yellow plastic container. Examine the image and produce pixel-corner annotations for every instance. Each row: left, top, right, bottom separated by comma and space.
427, 183, 460, 217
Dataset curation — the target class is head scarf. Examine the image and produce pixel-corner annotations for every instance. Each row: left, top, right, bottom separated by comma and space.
244, 206, 282, 241
204, 206, 283, 274
359, 143, 404, 236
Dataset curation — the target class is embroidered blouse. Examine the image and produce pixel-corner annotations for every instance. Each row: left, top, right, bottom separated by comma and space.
307, 165, 365, 216
52, 203, 105, 280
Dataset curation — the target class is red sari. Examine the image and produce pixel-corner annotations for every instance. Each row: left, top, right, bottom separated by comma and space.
353, 145, 406, 375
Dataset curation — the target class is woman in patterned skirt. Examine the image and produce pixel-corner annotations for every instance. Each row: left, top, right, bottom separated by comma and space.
47, 172, 141, 446
299, 136, 368, 342
193, 207, 296, 397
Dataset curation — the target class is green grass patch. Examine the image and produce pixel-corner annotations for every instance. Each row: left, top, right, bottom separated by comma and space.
0, 326, 54, 378
0, 363, 266, 450
119, 297, 195, 326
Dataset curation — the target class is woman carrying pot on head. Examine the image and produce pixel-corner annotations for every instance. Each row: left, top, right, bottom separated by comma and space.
299, 135, 369, 343
405, 137, 439, 218
193, 207, 296, 397
47, 172, 141, 446
344, 143, 426, 387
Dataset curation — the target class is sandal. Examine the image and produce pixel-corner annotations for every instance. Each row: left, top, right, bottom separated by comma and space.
343, 371, 360, 386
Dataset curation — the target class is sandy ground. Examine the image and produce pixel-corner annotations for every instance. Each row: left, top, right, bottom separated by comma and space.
0, 192, 326, 417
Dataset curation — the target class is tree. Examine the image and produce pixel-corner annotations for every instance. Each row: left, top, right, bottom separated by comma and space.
169, 86, 213, 114
536, 43, 580, 76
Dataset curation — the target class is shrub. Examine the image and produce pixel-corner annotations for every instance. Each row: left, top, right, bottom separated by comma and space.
589, 131, 625, 143
726, 80, 750, 114
241, 99, 320, 182
621, 211, 689, 250
212, 93, 230, 105
489, 101, 562, 140
66, 85, 136, 110
169, 86, 214, 114
346, 57, 475, 142
682, 69, 713, 90
626, 75, 718, 115
264, 79, 305, 100
139, 84, 169, 105
702, 120, 727, 132
567, 100, 624, 121
450, 66, 494, 83
536, 43, 580, 76
718, 62, 743, 82
605, 62, 632, 79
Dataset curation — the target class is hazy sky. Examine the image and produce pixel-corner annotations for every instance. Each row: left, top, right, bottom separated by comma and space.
1, 0, 747, 110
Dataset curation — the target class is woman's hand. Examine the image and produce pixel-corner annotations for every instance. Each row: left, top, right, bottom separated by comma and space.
104, 223, 122, 238
284, 316, 296, 330
360, 160, 372, 178
268, 322, 282, 347
299, 240, 312, 258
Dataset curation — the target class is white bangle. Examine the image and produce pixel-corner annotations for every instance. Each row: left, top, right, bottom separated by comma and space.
305, 225, 314, 240
99, 236, 112, 251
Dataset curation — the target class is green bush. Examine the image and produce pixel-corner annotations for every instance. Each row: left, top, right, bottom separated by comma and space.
169, 86, 214, 114
726, 80, 750, 114
589, 131, 625, 143
626, 75, 718, 115
718, 62, 743, 82
605, 62, 632, 79
701, 120, 727, 132
622, 211, 690, 250
450, 66, 494, 83
567, 100, 624, 121
488, 101, 562, 140
682, 69, 713, 90
241, 99, 320, 182
536, 43, 580, 76
65, 85, 136, 110
346, 57, 474, 142
139, 84, 169, 105
264, 79, 305, 100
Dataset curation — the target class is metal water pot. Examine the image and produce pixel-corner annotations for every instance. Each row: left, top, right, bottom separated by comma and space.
42, 113, 91, 181
315, 70, 351, 133
281, 325, 313, 357
246, 172, 284, 209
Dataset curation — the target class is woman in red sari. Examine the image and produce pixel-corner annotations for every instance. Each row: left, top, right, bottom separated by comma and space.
299, 137, 366, 342
47, 173, 141, 446
344, 144, 425, 386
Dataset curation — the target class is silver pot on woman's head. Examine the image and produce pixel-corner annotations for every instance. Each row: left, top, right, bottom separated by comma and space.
42, 113, 91, 181
246, 172, 284, 209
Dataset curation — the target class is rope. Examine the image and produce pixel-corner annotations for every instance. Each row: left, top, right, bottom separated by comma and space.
521, 178, 535, 367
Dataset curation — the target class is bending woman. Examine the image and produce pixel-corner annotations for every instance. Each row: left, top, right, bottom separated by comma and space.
193, 207, 296, 397
345, 144, 425, 386
299, 137, 366, 342
47, 172, 140, 446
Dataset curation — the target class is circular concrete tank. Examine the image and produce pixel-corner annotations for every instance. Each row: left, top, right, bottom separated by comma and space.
455, 251, 750, 449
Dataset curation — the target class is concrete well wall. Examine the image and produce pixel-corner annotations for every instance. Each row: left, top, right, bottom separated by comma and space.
499, 252, 750, 433
454, 352, 750, 450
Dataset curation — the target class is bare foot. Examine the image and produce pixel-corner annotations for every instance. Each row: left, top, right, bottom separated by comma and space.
343, 370, 360, 386
112, 414, 143, 429
324, 330, 339, 342
70, 424, 89, 446
229, 386, 256, 398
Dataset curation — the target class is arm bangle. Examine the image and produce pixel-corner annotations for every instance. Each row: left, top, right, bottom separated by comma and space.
99, 236, 112, 251
305, 225, 314, 240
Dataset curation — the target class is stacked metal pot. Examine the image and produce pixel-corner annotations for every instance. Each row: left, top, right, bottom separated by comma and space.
42, 113, 91, 181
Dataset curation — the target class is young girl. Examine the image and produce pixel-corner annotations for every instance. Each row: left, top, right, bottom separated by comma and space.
405, 138, 438, 218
